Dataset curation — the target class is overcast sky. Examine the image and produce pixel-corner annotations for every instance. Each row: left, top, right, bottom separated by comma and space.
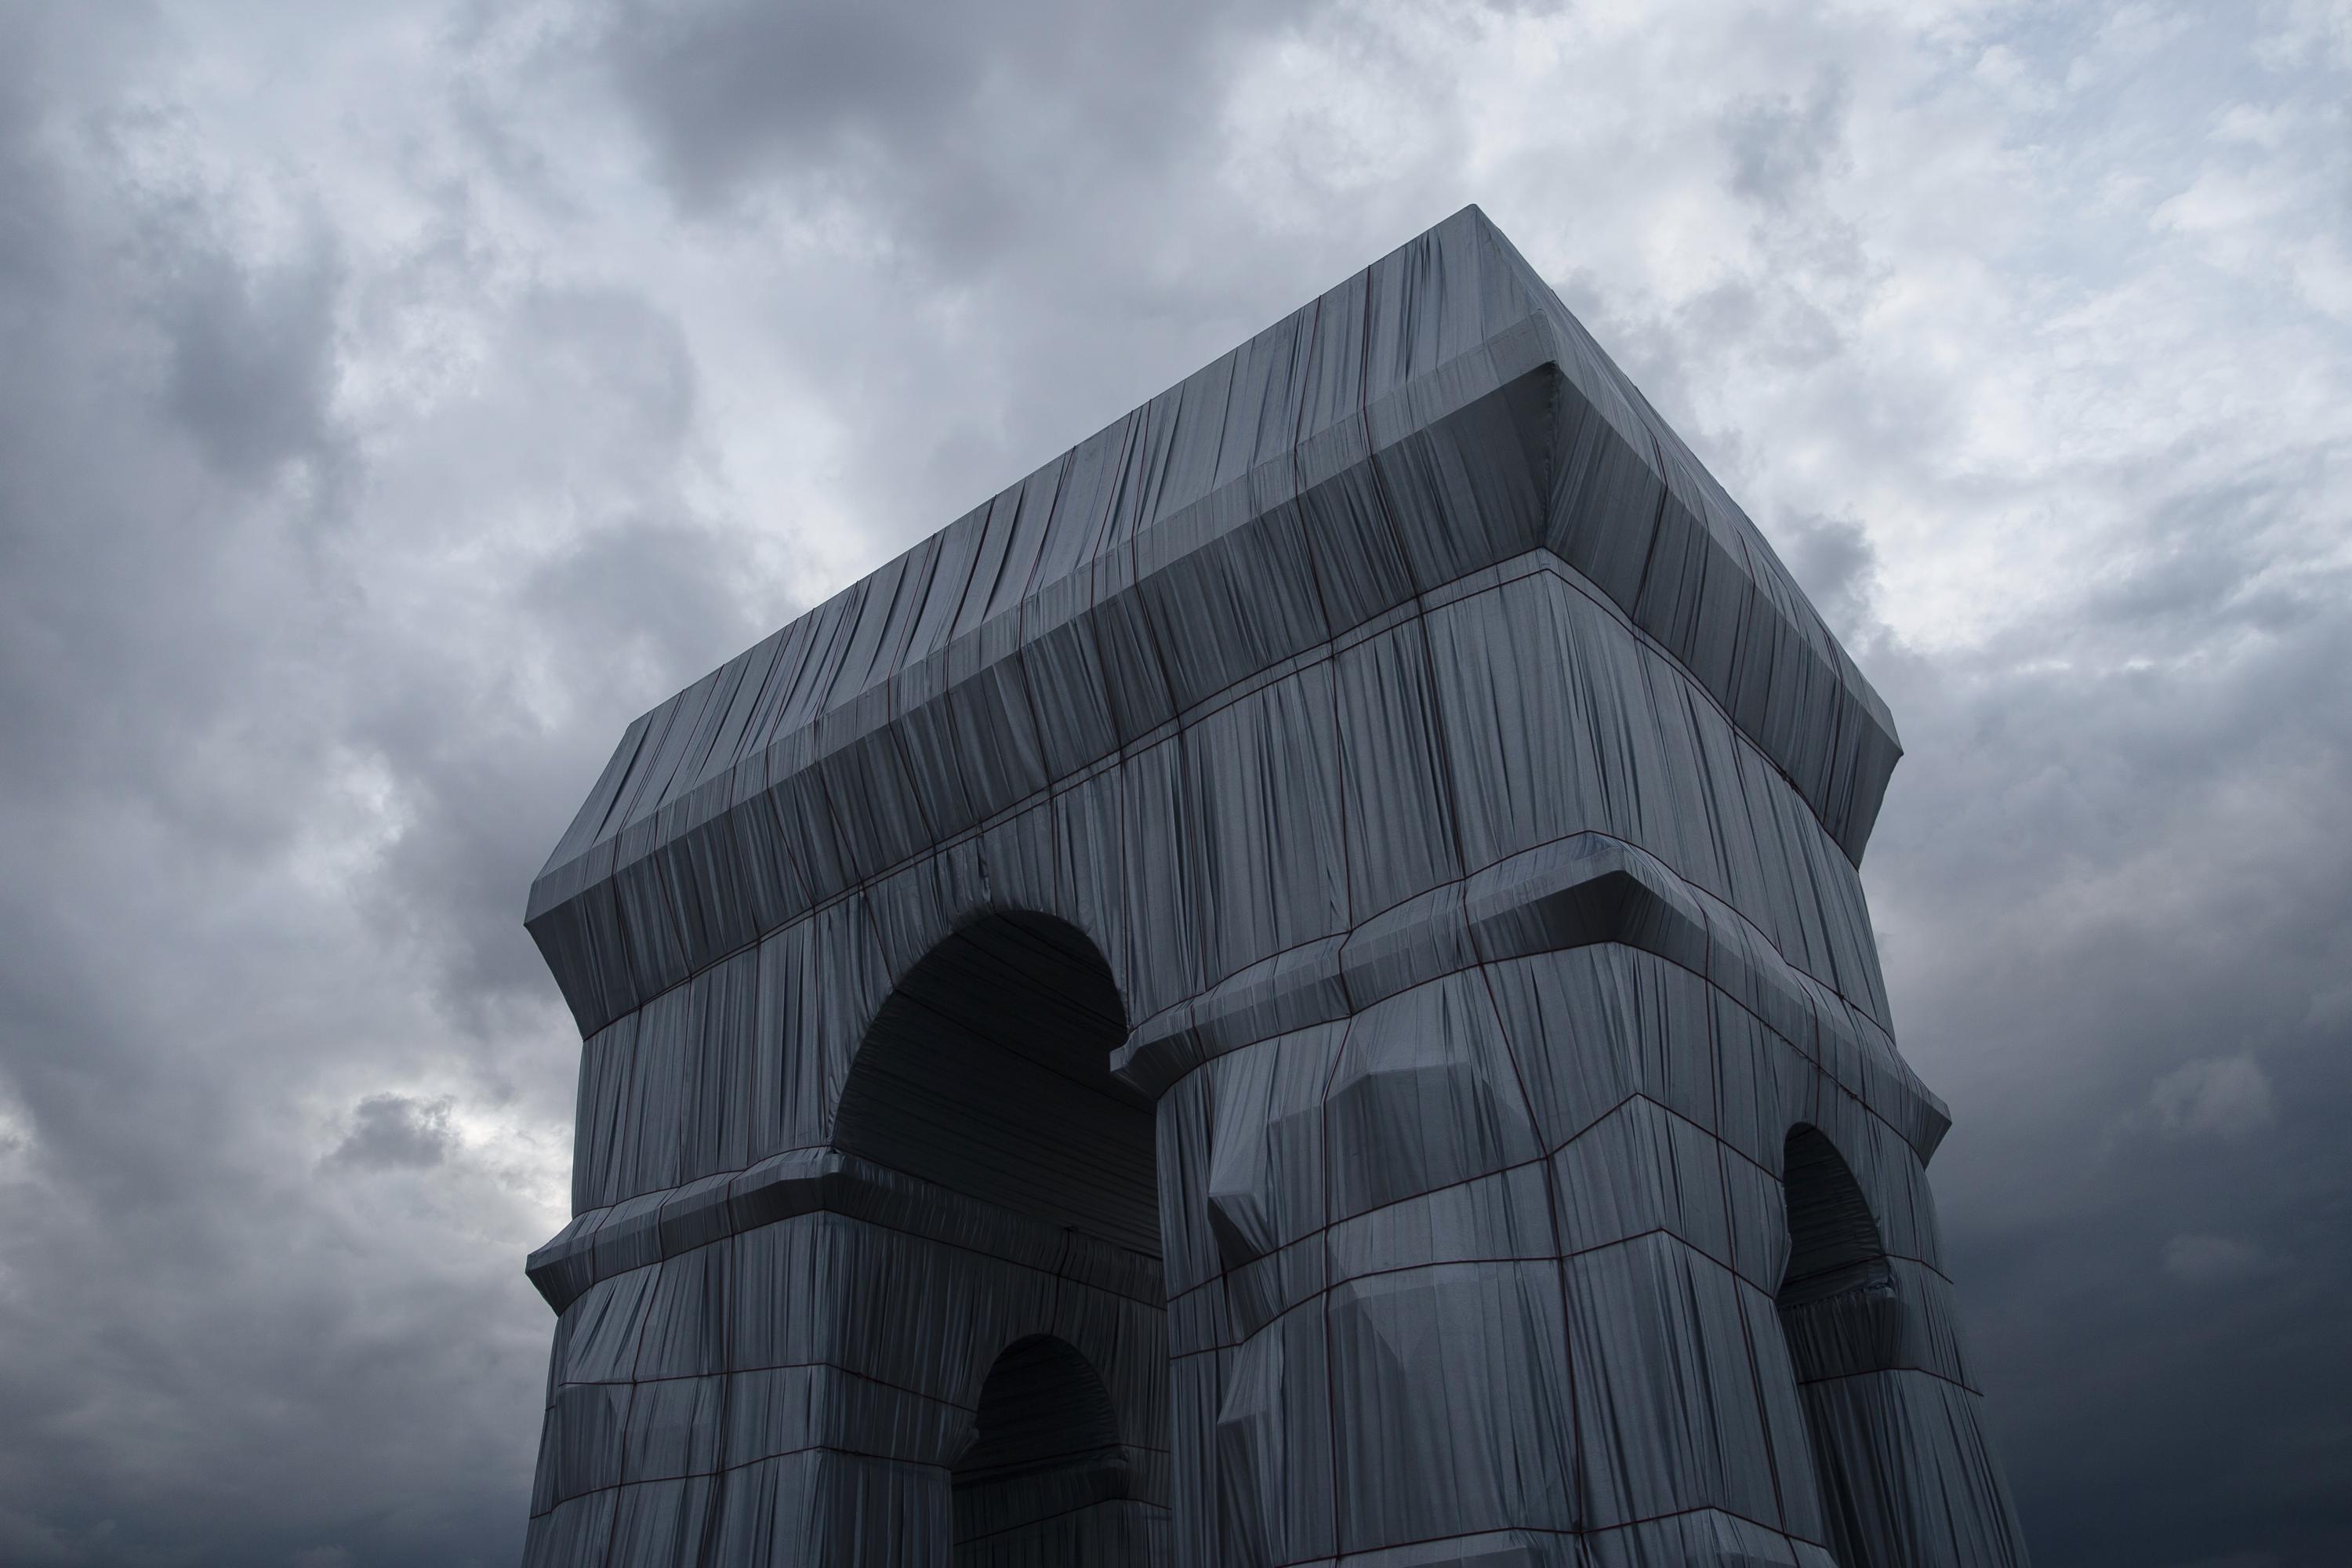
0, 2, 2347, 1565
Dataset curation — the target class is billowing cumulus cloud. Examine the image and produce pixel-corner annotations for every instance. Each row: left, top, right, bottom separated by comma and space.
0, 2, 2345, 1565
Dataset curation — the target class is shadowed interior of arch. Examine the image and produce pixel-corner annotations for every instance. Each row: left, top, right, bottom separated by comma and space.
953, 1334, 1140, 1554
833, 913, 1167, 1563
830, 909, 1158, 1255
1779, 1123, 1903, 1564
1780, 1126, 1893, 1310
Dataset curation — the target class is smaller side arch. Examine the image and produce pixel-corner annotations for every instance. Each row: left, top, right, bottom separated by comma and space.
1778, 1123, 1909, 1565
956, 1334, 1125, 1489
953, 1334, 1159, 1565
1780, 1123, 1896, 1307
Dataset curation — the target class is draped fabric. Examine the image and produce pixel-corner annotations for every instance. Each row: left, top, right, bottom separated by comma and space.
518, 207, 2026, 1568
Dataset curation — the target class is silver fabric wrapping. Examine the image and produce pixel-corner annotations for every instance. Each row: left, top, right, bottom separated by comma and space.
517, 207, 2026, 1567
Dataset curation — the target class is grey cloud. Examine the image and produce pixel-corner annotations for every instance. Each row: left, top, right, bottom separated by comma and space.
603, 0, 975, 198
1672, 276, 1848, 376
1772, 511, 1882, 644
2074, 467, 2335, 640
0, 8, 768, 1565
1700, 97, 2352, 1548
2147, 1056, 2276, 1140
1857, 537, 2352, 1566
336, 284, 765, 1031
2161, 1232, 2268, 1285
1724, 71, 1849, 209
158, 238, 345, 485
327, 1094, 456, 1171
575, 0, 1440, 574
600, 0, 1321, 238
357, 508, 771, 1033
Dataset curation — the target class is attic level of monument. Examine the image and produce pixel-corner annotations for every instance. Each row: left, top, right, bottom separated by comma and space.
524, 207, 1901, 1044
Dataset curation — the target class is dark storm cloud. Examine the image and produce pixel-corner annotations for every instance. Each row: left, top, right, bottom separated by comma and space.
1570, 19, 2352, 1559
1802, 501, 2352, 1567
0, 8, 773, 1564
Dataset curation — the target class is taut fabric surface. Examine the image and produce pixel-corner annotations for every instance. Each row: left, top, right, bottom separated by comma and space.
517, 206, 2027, 1567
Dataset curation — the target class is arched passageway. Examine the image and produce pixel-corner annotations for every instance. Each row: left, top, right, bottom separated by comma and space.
834, 913, 1167, 1564
1778, 1125, 1900, 1566
833, 912, 1157, 1254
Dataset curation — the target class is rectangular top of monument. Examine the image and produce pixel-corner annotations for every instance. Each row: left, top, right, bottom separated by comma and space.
532, 205, 1902, 929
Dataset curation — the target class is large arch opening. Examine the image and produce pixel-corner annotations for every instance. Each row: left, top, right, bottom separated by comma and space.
834, 913, 1166, 1564
833, 911, 1157, 1254
1777, 1124, 1900, 1566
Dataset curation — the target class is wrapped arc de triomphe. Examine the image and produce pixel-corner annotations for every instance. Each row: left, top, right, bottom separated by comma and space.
514, 207, 2031, 1568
